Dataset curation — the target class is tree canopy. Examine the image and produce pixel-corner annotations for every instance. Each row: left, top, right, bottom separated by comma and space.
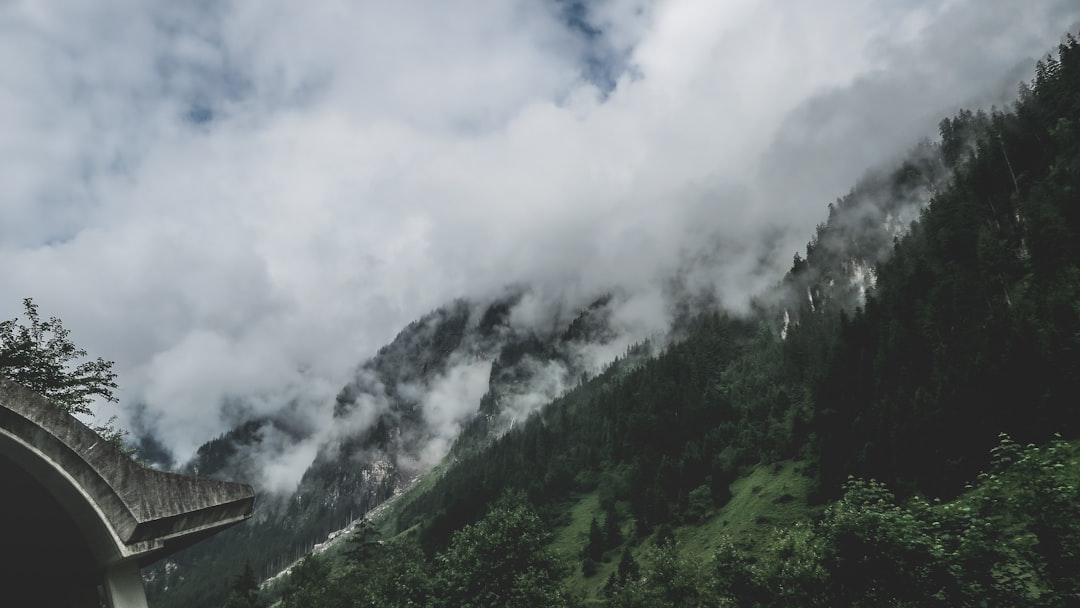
0, 297, 118, 416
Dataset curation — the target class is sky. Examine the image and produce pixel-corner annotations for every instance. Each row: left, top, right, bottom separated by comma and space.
1, 0, 1078, 465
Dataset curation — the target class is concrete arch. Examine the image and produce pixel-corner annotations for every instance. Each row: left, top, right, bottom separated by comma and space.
0, 379, 254, 607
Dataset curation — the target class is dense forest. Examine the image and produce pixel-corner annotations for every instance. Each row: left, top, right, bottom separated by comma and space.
209, 32, 1080, 608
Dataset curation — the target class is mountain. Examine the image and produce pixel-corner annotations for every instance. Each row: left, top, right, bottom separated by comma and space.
153, 31, 1080, 608
144, 134, 949, 605
393, 33, 1078, 606
144, 289, 634, 606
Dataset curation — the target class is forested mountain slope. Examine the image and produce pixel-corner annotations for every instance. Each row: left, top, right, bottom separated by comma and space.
146, 290, 631, 607
815, 36, 1080, 499
260, 32, 1080, 608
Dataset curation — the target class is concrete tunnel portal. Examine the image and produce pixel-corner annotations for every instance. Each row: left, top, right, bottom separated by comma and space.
0, 379, 255, 607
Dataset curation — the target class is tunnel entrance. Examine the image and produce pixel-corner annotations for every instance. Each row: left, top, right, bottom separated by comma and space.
0, 454, 103, 607
1, 379, 254, 608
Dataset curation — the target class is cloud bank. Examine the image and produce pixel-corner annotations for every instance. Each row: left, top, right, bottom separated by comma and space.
1, 0, 1077, 464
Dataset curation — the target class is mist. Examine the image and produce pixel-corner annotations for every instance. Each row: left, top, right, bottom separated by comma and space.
1, 0, 1078, 476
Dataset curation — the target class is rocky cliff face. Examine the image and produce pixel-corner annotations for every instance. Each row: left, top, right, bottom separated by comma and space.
146, 289, 625, 604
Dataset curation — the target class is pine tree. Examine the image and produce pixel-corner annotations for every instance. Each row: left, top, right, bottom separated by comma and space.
220, 562, 260, 608
585, 516, 604, 561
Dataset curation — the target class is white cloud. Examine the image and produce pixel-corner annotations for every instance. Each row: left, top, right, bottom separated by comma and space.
413, 359, 493, 469
1, 0, 1077, 464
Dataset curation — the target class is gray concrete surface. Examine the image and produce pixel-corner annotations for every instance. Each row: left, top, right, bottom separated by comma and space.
0, 378, 255, 607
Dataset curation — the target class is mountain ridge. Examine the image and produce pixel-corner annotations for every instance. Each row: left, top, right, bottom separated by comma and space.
149, 30, 1080, 608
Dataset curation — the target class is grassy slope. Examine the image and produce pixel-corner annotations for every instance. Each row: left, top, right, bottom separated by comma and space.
679, 460, 820, 559
547, 459, 822, 603
549, 493, 613, 601
274, 439, 1080, 606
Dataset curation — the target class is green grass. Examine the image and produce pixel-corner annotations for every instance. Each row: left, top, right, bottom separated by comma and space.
550, 492, 605, 600
549, 492, 601, 559
550, 491, 630, 603
677, 459, 820, 562
368, 459, 455, 539
312, 456, 821, 605
549, 459, 821, 603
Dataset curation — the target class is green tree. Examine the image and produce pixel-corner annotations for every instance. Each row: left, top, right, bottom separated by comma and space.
436, 491, 573, 608
685, 484, 714, 523
584, 516, 605, 562
953, 434, 1080, 605
602, 504, 623, 548
337, 539, 435, 607
1, 298, 129, 451
710, 541, 761, 606
642, 540, 705, 608
220, 562, 261, 608
279, 556, 338, 608
603, 546, 641, 596
0, 298, 118, 415
819, 478, 948, 606
345, 518, 381, 563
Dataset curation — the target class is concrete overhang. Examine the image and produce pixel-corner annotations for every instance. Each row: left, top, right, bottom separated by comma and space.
0, 378, 255, 567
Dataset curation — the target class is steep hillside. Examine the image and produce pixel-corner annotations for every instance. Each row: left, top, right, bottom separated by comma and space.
262, 32, 1080, 608
146, 290, 630, 606
814, 35, 1080, 499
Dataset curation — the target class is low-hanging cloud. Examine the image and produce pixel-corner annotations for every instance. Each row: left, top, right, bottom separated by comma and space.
1, 0, 1078, 465
409, 358, 494, 470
